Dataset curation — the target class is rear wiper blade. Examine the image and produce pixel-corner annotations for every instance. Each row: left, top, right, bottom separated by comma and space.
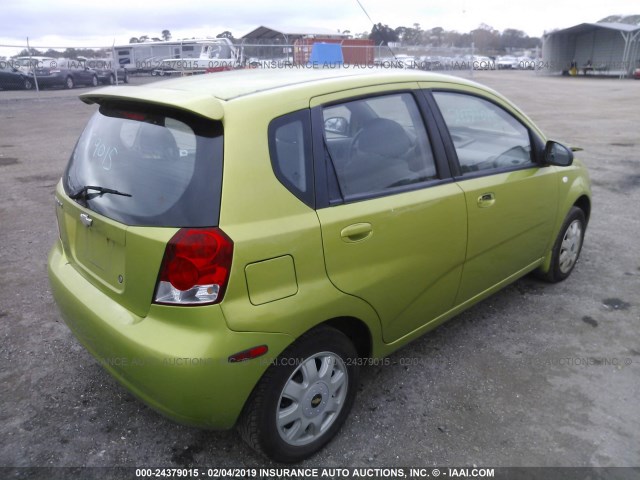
69, 185, 132, 200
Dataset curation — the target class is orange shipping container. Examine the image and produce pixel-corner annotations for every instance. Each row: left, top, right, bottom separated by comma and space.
294, 38, 374, 65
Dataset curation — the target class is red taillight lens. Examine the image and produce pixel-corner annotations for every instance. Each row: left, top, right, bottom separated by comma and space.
166, 256, 199, 291
154, 228, 233, 305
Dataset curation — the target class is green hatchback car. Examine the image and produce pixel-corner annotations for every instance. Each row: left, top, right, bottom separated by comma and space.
48, 69, 591, 462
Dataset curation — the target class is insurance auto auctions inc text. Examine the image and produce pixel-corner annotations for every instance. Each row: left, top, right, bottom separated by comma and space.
190, 467, 495, 478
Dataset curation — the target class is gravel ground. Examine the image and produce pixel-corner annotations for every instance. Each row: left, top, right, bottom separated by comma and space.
0, 71, 638, 473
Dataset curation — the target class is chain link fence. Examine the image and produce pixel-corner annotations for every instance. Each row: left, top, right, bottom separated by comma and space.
0, 38, 543, 93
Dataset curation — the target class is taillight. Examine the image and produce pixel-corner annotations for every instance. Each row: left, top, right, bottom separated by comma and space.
154, 228, 233, 305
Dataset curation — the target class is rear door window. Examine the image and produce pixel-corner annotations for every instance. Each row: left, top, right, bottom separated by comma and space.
322, 93, 437, 200
64, 104, 223, 227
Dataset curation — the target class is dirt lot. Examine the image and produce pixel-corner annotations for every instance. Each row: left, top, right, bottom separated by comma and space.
1, 71, 638, 472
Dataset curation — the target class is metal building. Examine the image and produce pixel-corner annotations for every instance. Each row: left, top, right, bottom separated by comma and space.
240, 26, 349, 65
542, 22, 640, 77
241, 26, 347, 45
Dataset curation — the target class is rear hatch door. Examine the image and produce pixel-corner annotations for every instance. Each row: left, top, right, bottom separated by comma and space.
57, 101, 224, 317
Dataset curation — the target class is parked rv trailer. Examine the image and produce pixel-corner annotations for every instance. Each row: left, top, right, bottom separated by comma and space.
153, 40, 241, 76
112, 38, 239, 73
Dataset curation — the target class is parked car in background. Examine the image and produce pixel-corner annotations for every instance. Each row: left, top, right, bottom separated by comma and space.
49, 69, 591, 462
94, 66, 128, 85
12, 56, 57, 74
32, 58, 99, 89
78, 57, 129, 85
473, 55, 495, 70
393, 54, 419, 69
496, 55, 519, 69
0, 64, 34, 90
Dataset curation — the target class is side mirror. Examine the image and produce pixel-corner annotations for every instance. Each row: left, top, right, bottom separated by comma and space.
324, 116, 348, 135
544, 140, 574, 167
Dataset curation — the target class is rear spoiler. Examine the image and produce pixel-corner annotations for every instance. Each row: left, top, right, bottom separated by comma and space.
80, 86, 224, 120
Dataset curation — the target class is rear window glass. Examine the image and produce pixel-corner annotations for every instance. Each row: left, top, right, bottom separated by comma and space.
64, 104, 223, 227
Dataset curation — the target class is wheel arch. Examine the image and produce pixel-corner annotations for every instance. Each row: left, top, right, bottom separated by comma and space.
573, 194, 591, 224
323, 316, 372, 360
538, 170, 591, 276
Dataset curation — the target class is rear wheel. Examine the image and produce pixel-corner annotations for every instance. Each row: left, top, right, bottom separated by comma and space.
108, 74, 115, 85
91, 75, 98, 87
238, 326, 359, 462
65, 76, 74, 89
24, 78, 33, 90
538, 206, 586, 282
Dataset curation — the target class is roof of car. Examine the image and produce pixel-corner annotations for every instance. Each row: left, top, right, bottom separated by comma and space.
79, 68, 489, 120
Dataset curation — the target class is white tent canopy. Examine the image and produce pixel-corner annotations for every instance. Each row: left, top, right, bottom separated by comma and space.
542, 22, 640, 77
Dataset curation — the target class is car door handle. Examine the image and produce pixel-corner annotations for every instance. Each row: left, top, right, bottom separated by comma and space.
477, 192, 496, 208
340, 223, 372, 243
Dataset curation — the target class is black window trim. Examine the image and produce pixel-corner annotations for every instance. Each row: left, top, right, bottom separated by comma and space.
268, 109, 315, 209
311, 89, 455, 208
423, 88, 546, 182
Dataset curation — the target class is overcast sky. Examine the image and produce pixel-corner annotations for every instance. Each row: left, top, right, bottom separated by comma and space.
0, 0, 635, 55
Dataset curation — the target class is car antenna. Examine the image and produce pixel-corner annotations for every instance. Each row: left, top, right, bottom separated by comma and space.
354, 0, 399, 60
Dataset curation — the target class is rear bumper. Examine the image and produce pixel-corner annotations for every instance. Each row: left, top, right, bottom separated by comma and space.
48, 240, 294, 429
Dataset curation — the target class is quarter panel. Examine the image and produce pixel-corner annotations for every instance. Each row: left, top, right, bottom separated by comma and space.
218, 98, 382, 340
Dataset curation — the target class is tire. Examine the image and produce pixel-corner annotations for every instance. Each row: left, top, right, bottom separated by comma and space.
24, 78, 33, 90
108, 74, 115, 85
238, 326, 359, 463
538, 206, 586, 283
65, 76, 74, 89
91, 75, 98, 87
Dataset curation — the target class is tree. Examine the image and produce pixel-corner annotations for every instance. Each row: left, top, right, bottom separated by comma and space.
129, 37, 139, 44
501, 29, 526, 51
162, 30, 172, 41
44, 48, 62, 58
216, 31, 235, 41
138, 35, 149, 43
404, 24, 424, 45
369, 23, 398, 46
471, 24, 500, 53
394, 26, 407, 42
527, 36, 542, 48
17, 48, 43, 57
428, 27, 445, 47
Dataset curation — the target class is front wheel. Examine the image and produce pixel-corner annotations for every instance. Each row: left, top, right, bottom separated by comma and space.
24, 78, 33, 90
65, 76, 74, 89
538, 206, 586, 282
91, 75, 98, 87
238, 326, 359, 463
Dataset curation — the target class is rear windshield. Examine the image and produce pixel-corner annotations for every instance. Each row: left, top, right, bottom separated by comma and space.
64, 103, 223, 227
